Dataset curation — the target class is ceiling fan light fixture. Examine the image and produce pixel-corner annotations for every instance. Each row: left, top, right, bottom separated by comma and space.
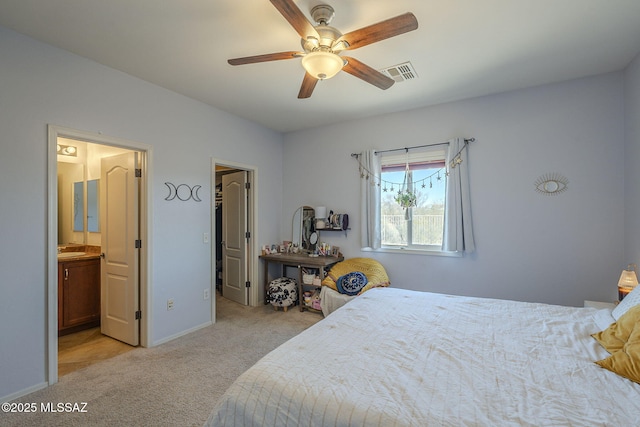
227, 1, 419, 98
332, 40, 349, 52
301, 51, 344, 80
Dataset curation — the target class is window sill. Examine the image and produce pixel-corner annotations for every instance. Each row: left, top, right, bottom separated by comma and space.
361, 247, 463, 258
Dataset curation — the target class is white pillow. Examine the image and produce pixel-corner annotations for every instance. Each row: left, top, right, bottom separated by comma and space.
612, 285, 640, 320
593, 308, 616, 331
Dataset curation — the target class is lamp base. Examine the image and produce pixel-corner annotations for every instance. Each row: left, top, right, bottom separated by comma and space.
618, 286, 633, 301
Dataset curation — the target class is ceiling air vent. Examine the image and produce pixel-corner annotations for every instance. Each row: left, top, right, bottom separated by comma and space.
380, 61, 418, 83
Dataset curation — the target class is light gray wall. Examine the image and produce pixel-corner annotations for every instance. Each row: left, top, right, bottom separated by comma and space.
283, 73, 626, 307
0, 26, 283, 400
624, 53, 640, 265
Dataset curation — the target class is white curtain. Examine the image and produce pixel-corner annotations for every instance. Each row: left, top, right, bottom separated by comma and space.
359, 149, 381, 249
443, 138, 475, 253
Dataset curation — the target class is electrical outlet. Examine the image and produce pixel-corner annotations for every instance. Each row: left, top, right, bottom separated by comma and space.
203, 232, 209, 244
167, 298, 174, 310
203, 288, 210, 300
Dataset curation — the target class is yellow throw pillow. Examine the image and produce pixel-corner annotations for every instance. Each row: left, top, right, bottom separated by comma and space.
592, 305, 640, 353
595, 321, 640, 384
321, 258, 390, 295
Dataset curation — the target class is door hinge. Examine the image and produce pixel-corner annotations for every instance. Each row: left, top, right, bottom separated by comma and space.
135, 239, 142, 249
245, 281, 251, 288
245, 182, 250, 190
135, 168, 142, 178
135, 310, 142, 320
245, 231, 251, 239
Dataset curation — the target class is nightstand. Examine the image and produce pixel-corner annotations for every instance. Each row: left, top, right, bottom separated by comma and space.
584, 300, 616, 310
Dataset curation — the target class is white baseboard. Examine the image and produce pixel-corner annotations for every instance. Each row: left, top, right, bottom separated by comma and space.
1, 381, 48, 403
151, 321, 213, 347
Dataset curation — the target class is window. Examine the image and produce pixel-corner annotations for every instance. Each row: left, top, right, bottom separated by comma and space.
359, 138, 473, 254
379, 148, 447, 250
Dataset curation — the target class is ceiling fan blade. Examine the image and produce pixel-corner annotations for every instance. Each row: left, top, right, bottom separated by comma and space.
342, 57, 395, 90
298, 72, 318, 99
228, 51, 302, 66
270, 0, 319, 40
339, 12, 418, 51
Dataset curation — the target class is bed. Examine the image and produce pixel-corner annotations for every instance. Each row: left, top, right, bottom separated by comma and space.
206, 287, 640, 426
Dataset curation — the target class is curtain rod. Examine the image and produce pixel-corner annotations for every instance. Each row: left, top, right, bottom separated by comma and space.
350, 137, 475, 158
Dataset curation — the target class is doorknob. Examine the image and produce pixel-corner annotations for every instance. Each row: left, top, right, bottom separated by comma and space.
100, 253, 105, 259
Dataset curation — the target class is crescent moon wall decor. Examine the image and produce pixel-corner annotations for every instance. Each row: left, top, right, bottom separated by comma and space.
191, 185, 202, 202
164, 182, 203, 202
534, 173, 568, 196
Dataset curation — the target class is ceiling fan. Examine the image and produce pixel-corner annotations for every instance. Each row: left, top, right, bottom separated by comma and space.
228, 0, 418, 99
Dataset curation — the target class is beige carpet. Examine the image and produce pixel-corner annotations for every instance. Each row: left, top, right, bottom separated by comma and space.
3, 295, 321, 427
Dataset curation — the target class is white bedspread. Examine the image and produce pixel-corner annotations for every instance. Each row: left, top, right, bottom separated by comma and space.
206, 288, 640, 426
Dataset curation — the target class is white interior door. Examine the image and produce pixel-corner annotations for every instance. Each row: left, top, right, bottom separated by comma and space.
100, 152, 139, 345
222, 171, 248, 305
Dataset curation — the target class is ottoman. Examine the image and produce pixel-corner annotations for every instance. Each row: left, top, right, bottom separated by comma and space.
267, 277, 298, 312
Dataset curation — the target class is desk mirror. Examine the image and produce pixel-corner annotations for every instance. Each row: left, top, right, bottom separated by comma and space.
292, 206, 316, 252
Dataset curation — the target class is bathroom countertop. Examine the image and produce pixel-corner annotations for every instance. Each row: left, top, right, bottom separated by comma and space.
57, 245, 101, 262
57, 253, 101, 262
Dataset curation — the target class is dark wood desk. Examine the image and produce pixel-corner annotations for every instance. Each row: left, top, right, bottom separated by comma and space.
260, 253, 344, 311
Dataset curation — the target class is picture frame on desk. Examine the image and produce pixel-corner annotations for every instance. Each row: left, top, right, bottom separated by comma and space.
331, 246, 340, 257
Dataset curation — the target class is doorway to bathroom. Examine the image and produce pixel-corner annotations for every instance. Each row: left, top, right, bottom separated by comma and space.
48, 125, 151, 385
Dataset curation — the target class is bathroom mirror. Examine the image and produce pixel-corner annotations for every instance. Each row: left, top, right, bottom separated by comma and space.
72, 179, 100, 232
58, 162, 84, 244
73, 181, 84, 231
87, 179, 99, 232
292, 206, 316, 252
57, 163, 100, 243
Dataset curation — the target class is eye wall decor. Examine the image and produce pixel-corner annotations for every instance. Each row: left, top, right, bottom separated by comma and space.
534, 173, 568, 196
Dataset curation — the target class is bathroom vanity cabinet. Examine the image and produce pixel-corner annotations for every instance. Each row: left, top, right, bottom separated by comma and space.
58, 257, 101, 336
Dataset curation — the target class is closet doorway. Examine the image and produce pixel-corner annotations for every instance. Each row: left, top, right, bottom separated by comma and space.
214, 160, 258, 307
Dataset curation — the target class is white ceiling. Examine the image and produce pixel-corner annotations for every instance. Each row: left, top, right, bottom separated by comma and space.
1, 0, 639, 133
